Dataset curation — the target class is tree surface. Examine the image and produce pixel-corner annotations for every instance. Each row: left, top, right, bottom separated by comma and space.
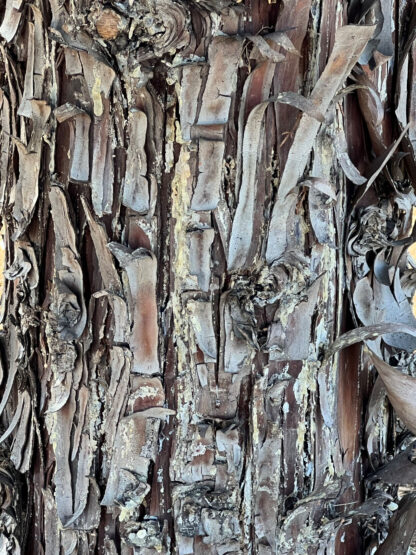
1, 0, 416, 553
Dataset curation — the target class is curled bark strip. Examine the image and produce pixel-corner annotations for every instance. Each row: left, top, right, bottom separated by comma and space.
0, 391, 29, 445
353, 123, 411, 208
369, 351, 416, 435
353, 268, 416, 351
247, 35, 286, 63
229, 89, 327, 270
228, 101, 268, 270
269, 92, 326, 122
333, 127, 367, 184
235, 61, 275, 198
9, 392, 32, 472
5, 243, 38, 288
46, 372, 73, 414
190, 124, 226, 141
0, 91, 10, 208
266, 24, 376, 263
0, 325, 22, 418
325, 323, 416, 361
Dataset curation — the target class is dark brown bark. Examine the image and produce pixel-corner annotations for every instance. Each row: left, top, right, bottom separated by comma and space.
0, 0, 416, 553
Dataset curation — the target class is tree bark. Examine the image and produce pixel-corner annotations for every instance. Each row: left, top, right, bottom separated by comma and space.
1, 0, 416, 553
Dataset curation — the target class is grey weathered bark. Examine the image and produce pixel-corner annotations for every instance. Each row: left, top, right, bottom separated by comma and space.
1, 0, 416, 553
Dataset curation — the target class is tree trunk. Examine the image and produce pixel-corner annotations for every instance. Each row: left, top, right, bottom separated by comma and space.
1, 0, 416, 553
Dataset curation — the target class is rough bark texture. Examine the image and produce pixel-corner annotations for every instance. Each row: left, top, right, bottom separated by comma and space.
1, 0, 416, 553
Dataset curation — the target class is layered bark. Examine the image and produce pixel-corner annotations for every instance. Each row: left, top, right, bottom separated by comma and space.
0, 0, 416, 553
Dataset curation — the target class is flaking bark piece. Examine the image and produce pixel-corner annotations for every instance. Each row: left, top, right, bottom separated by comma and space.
13, 100, 51, 238
180, 65, 204, 141
266, 31, 301, 56
71, 385, 88, 461
64, 48, 83, 75
81, 198, 122, 293
101, 412, 160, 507
191, 140, 225, 211
187, 300, 217, 361
49, 390, 76, 525
179, 425, 216, 483
49, 0, 113, 68
266, 24, 376, 263
5, 242, 39, 289
128, 376, 165, 413
369, 351, 416, 435
108, 243, 159, 374
18, 6, 44, 116
49, 186, 86, 340
254, 425, 281, 547
78, 52, 115, 118
90, 108, 114, 217
369, 441, 416, 486
196, 364, 243, 420
0, 91, 11, 208
333, 127, 366, 185
354, 69, 385, 155
55, 103, 91, 182
220, 293, 252, 374
326, 323, 416, 361
353, 274, 416, 352
247, 35, 286, 63
46, 371, 72, 414
17, 21, 35, 118
267, 276, 323, 360
122, 110, 149, 214
43, 488, 60, 555
0, 324, 22, 418
93, 290, 128, 344
235, 60, 275, 200
188, 227, 215, 292
0, 0, 23, 42
197, 36, 242, 125
307, 180, 336, 246
0, 390, 30, 445
376, 493, 416, 554
359, 0, 394, 68
102, 348, 131, 478
66, 433, 93, 528
365, 376, 388, 467
228, 93, 326, 270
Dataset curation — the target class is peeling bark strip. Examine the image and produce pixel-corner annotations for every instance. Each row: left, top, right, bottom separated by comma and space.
2, 0, 416, 553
